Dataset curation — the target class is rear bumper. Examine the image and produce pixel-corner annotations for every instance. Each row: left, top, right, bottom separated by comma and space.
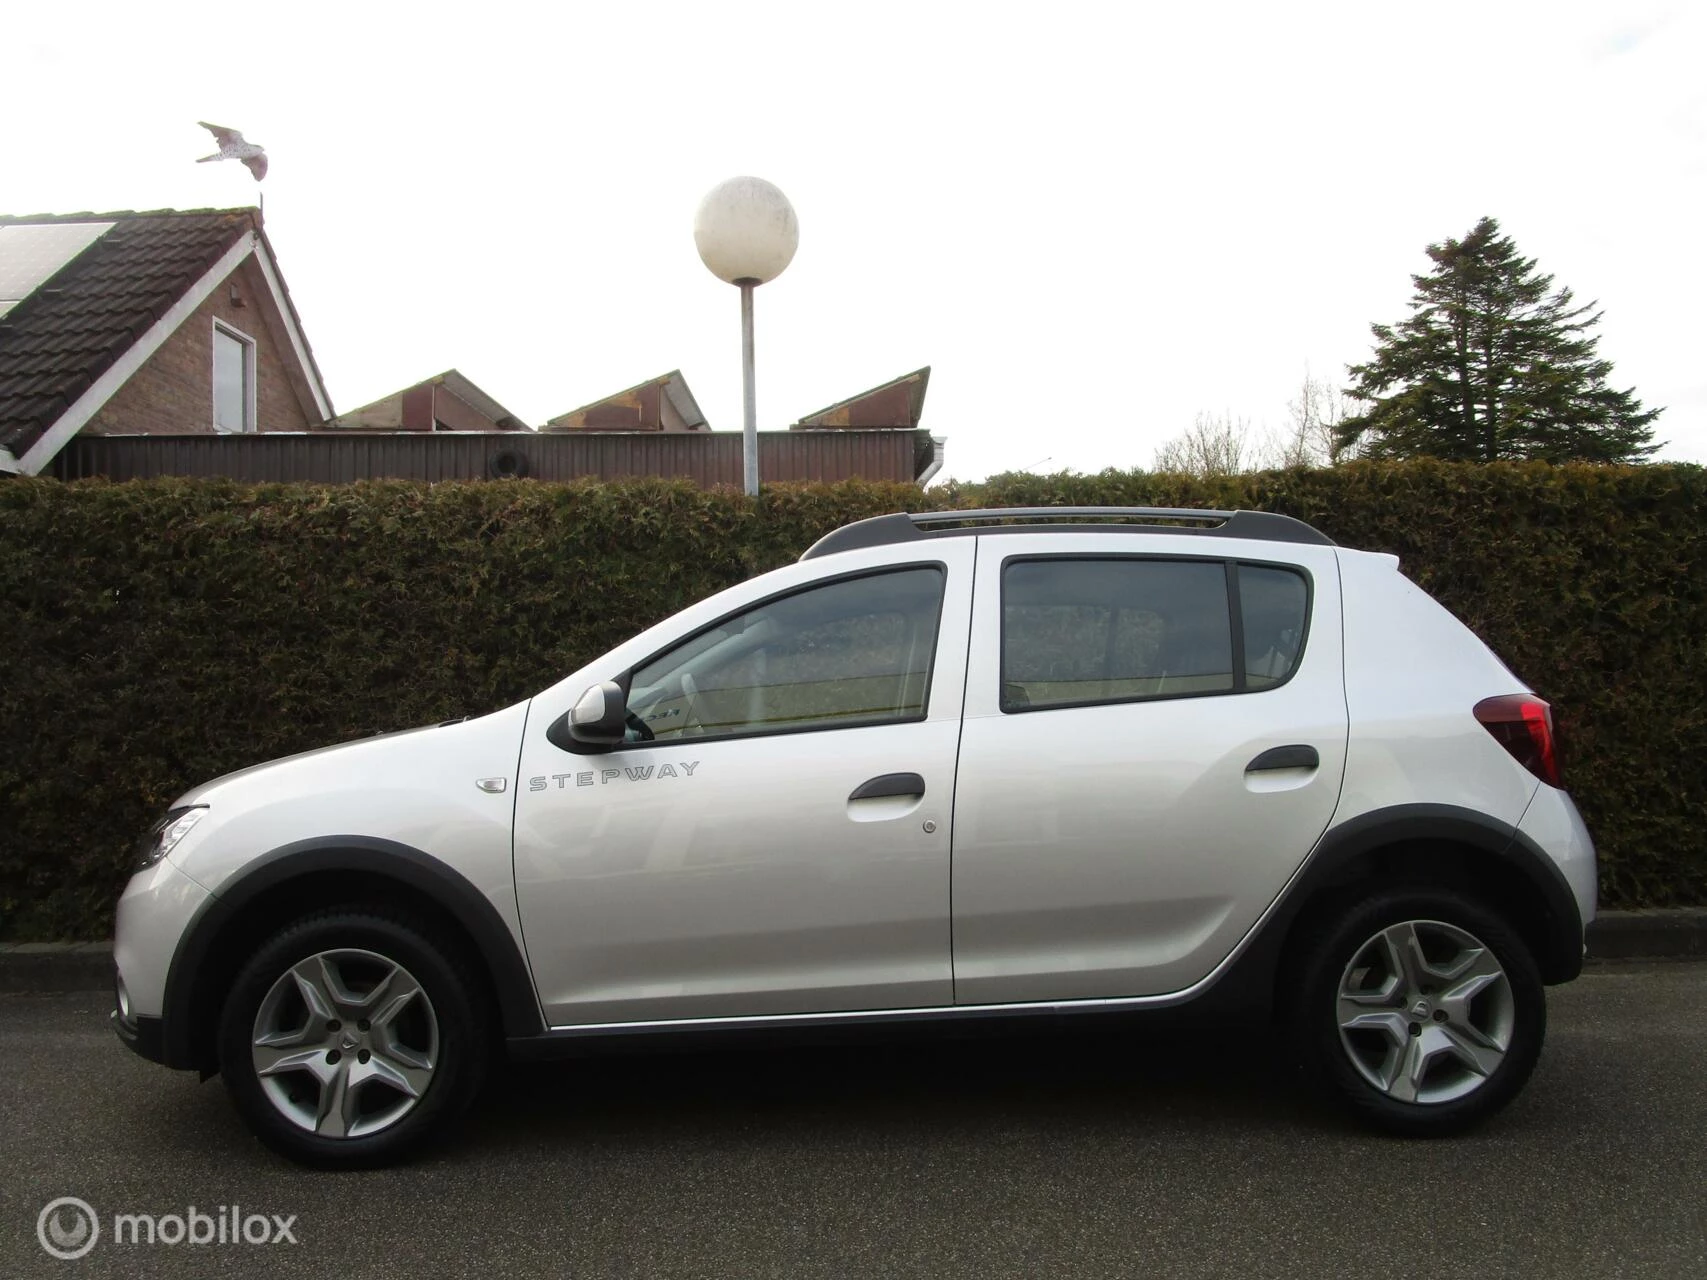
1517, 785, 1598, 932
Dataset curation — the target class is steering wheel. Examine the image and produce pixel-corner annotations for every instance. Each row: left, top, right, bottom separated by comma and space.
624, 709, 654, 742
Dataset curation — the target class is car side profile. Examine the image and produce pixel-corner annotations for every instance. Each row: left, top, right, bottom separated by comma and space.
113, 507, 1596, 1166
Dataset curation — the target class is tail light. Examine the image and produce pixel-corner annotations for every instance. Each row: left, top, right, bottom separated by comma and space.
1474, 694, 1560, 788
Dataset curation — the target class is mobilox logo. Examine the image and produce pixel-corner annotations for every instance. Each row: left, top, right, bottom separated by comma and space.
37, 1199, 97, 1261
36, 1197, 299, 1258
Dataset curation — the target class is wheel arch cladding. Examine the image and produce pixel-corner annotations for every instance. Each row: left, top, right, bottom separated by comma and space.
160, 837, 542, 1071
1271, 804, 1585, 993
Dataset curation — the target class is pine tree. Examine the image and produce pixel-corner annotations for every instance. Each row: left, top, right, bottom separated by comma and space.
1335, 217, 1661, 463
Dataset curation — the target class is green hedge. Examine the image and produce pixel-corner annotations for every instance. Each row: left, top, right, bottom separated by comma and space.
2, 462, 1702, 939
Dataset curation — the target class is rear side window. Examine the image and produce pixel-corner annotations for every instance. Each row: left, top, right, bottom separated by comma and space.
1001, 558, 1310, 712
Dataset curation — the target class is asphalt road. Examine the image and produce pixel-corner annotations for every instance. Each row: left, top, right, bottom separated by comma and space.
3, 962, 1705, 1279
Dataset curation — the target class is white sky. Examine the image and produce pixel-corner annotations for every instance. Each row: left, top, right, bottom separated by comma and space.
4, 0, 1703, 481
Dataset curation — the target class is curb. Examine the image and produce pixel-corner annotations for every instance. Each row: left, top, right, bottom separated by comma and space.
3, 911, 1704, 995
1583, 909, 1707, 962
0, 942, 114, 994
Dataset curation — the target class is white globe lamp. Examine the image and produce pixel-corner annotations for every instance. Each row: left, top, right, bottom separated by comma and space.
694, 177, 799, 495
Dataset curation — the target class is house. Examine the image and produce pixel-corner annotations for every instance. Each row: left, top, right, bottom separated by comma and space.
530, 367, 940, 483
333, 369, 528, 433
793, 366, 930, 430
792, 366, 944, 484
543, 370, 708, 433
7, 208, 945, 486
56, 365, 946, 485
0, 207, 331, 476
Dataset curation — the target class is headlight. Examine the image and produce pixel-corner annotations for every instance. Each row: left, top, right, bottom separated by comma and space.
133, 806, 208, 872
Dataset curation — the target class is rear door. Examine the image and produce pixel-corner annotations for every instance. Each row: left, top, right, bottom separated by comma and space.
951, 533, 1347, 1004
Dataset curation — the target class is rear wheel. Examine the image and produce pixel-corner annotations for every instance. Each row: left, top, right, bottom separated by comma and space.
1293, 888, 1545, 1136
218, 909, 488, 1167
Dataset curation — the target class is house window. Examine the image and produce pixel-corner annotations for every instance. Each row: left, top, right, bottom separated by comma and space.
213, 321, 256, 432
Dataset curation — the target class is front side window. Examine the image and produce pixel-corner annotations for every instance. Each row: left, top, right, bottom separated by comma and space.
626, 566, 945, 743
213, 322, 255, 432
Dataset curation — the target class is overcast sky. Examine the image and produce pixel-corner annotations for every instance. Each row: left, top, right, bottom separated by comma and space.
5, 1, 1703, 480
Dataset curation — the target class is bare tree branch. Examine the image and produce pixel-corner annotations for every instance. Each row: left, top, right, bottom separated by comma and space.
1154, 412, 1255, 477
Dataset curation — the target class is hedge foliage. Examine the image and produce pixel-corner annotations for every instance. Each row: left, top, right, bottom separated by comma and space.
2, 462, 1702, 939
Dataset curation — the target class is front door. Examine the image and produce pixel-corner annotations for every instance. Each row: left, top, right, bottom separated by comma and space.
514, 544, 975, 1027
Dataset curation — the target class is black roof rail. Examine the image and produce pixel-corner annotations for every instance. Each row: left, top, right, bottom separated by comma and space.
800, 507, 1333, 560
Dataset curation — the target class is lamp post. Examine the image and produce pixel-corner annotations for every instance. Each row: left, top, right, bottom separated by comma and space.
693, 177, 799, 496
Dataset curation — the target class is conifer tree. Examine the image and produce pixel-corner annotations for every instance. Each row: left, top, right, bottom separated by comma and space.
1336, 218, 1660, 462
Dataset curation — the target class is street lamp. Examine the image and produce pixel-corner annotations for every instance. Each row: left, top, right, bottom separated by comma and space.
693, 176, 799, 496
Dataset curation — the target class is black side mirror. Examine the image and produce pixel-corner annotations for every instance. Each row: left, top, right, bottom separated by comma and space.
568, 680, 628, 747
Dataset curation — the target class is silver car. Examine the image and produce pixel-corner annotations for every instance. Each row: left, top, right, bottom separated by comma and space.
113, 507, 1596, 1165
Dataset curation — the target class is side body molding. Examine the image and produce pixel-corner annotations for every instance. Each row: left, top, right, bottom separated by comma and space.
160, 836, 542, 1069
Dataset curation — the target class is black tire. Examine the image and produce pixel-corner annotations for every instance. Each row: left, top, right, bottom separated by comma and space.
1291, 887, 1545, 1137
218, 908, 489, 1168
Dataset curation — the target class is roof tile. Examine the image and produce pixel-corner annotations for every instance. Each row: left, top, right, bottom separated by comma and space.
0, 209, 255, 457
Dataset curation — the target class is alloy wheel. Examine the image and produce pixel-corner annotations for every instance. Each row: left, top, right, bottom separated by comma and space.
250, 948, 439, 1139
1336, 919, 1514, 1105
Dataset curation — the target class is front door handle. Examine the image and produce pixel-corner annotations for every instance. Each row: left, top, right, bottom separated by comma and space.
1246, 745, 1320, 772
849, 772, 926, 802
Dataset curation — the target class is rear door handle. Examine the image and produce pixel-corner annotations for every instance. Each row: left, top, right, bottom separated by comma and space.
1246, 745, 1319, 772
849, 772, 926, 802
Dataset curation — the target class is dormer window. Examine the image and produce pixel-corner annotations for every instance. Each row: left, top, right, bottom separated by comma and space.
213, 320, 256, 432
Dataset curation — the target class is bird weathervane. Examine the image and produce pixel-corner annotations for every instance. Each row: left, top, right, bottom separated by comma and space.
196, 122, 268, 181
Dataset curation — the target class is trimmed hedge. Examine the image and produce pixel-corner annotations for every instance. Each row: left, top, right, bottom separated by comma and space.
1, 462, 1702, 939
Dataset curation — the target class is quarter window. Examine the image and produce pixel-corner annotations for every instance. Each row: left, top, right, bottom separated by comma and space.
626, 567, 945, 743
1240, 564, 1309, 688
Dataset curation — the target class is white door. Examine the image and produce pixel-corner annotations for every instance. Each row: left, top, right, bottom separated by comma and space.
951, 534, 1347, 1004
514, 544, 975, 1027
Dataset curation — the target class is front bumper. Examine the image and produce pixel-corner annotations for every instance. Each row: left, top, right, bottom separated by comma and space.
113, 856, 216, 1072
111, 1006, 168, 1065
111, 960, 169, 1064
113, 857, 214, 1026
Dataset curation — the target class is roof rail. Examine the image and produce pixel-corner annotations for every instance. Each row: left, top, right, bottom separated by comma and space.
800, 506, 1333, 560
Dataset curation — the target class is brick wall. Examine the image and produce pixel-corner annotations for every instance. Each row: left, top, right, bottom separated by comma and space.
83, 257, 312, 436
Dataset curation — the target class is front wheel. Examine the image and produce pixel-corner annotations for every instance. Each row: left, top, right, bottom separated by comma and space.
1293, 889, 1545, 1136
218, 909, 488, 1167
